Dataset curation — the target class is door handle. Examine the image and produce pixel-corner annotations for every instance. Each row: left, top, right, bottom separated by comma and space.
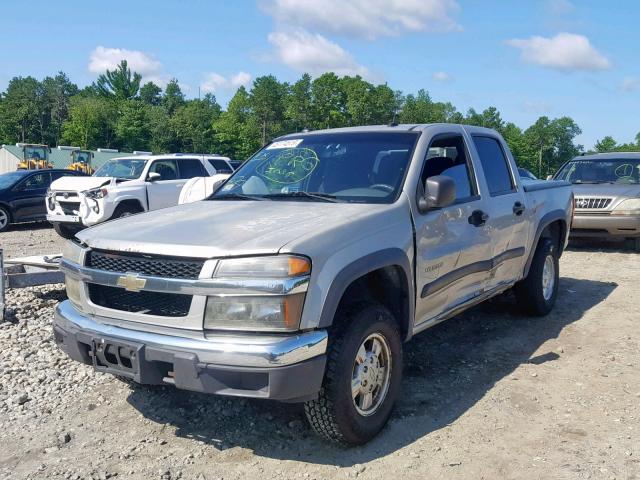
513, 201, 525, 216
468, 209, 488, 227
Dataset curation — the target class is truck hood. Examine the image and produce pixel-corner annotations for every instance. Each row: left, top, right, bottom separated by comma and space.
571, 183, 640, 198
50, 176, 122, 192
77, 200, 385, 258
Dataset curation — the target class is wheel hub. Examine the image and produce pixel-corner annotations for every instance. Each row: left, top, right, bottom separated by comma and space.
351, 333, 392, 416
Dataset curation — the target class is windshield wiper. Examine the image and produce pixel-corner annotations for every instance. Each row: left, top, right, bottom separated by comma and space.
263, 192, 341, 203
209, 193, 266, 201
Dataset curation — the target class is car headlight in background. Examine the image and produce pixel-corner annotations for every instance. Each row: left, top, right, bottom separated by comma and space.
612, 198, 640, 215
204, 255, 311, 332
83, 187, 108, 199
62, 240, 85, 264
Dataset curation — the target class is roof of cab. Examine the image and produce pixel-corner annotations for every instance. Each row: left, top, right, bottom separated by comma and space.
276, 123, 501, 139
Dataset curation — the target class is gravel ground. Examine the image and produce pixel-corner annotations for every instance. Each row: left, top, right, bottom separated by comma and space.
0, 226, 639, 480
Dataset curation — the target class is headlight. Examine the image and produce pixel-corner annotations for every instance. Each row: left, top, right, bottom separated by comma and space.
204, 255, 311, 332
215, 255, 310, 278
612, 198, 640, 215
84, 187, 108, 199
62, 240, 85, 264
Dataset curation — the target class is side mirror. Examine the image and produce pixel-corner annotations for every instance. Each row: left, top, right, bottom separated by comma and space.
418, 175, 456, 212
546, 175, 554, 181
147, 172, 161, 182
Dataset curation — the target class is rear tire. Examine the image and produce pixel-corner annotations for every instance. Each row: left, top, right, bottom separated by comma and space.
52, 222, 80, 240
304, 303, 402, 445
515, 238, 559, 316
0, 206, 10, 232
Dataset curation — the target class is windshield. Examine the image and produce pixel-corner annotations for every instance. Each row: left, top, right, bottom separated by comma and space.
211, 132, 419, 203
556, 158, 640, 184
0, 172, 26, 190
93, 158, 147, 179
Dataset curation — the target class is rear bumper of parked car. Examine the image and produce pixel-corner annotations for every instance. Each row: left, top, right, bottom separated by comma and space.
571, 213, 640, 238
53, 300, 328, 402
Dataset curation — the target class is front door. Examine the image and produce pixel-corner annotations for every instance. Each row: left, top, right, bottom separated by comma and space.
12, 171, 51, 221
146, 159, 185, 210
413, 133, 493, 331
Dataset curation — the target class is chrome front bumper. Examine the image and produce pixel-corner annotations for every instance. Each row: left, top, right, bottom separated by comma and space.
53, 301, 328, 401
54, 300, 327, 367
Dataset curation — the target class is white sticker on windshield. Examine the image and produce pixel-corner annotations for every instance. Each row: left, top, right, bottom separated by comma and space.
266, 139, 303, 150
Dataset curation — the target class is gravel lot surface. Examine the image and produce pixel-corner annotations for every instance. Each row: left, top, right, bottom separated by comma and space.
1, 226, 639, 480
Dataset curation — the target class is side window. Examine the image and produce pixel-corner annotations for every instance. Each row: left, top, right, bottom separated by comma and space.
421, 134, 476, 201
472, 136, 515, 196
178, 159, 207, 179
208, 159, 233, 174
149, 160, 178, 181
21, 172, 51, 190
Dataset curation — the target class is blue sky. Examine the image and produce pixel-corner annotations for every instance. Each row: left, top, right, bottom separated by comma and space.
0, 0, 638, 148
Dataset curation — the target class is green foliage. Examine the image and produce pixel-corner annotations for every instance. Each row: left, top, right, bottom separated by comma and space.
61, 96, 116, 149
95, 60, 141, 100
139, 82, 162, 106
162, 79, 185, 115
0, 63, 634, 169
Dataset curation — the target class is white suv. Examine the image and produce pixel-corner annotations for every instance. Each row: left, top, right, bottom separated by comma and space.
46, 154, 234, 238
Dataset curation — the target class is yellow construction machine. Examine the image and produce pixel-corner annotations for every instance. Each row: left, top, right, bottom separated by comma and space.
16, 144, 53, 170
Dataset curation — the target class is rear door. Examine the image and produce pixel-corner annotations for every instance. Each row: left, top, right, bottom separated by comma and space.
470, 135, 528, 290
413, 132, 493, 329
11, 171, 51, 221
146, 159, 183, 210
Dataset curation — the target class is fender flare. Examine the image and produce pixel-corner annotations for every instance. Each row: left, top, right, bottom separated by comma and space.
523, 209, 567, 277
317, 248, 414, 339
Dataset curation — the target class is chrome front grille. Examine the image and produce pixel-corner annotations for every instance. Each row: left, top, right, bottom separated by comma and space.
574, 197, 612, 209
86, 250, 205, 279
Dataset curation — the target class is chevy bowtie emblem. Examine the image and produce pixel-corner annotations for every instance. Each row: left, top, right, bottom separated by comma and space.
117, 273, 146, 292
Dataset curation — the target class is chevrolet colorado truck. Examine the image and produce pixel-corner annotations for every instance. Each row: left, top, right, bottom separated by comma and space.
53, 124, 573, 445
553, 152, 640, 251
46, 153, 234, 238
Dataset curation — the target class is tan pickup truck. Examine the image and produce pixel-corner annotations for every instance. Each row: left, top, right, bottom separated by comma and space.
53, 124, 573, 445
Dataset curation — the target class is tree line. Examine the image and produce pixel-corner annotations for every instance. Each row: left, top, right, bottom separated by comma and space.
0, 60, 638, 176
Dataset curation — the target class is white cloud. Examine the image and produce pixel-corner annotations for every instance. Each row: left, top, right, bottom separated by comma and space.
268, 30, 373, 79
261, 0, 460, 40
201, 71, 252, 93
506, 33, 611, 71
88, 46, 162, 76
432, 71, 453, 83
546, 0, 574, 16
618, 77, 640, 92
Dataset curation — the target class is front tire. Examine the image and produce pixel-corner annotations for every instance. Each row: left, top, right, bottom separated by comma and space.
0, 206, 10, 232
304, 303, 402, 445
52, 222, 81, 239
515, 238, 559, 316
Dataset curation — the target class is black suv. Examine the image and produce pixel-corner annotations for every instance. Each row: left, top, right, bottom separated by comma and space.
0, 169, 87, 232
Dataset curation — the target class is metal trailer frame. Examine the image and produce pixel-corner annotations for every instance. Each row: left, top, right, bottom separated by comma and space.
0, 249, 64, 321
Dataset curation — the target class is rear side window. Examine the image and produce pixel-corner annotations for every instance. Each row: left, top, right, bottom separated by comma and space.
208, 159, 233, 174
472, 136, 515, 196
178, 159, 207, 179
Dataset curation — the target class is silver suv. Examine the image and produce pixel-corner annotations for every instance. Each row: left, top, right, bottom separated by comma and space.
553, 152, 640, 250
